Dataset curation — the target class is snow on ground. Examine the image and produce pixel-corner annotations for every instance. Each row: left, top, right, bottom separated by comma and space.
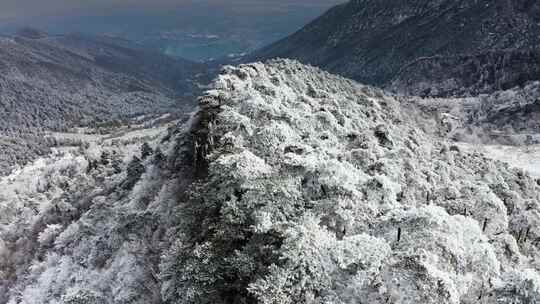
0, 150, 87, 201
102, 124, 171, 143
49, 115, 178, 148
458, 143, 540, 177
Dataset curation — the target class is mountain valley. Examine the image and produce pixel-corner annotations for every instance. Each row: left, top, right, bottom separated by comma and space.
0, 31, 206, 174
2, 1, 540, 303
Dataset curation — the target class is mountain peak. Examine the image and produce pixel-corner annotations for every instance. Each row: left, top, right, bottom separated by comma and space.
162, 59, 540, 303
15, 27, 48, 39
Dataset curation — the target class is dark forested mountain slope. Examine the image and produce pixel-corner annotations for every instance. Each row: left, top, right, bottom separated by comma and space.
254, 0, 540, 93
391, 49, 540, 97
44, 33, 205, 94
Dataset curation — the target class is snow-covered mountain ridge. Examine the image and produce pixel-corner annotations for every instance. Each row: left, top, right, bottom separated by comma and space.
172, 59, 540, 303
2, 60, 540, 303
248, 0, 540, 164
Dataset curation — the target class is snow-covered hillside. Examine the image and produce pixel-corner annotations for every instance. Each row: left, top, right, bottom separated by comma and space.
402, 82, 540, 178
0, 115, 184, 303
0, 34, 204, 174
457, 143, 540, 178
2, 60, 539, 303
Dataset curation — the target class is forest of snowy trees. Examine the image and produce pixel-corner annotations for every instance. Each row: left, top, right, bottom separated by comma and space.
1, 60, 539, 303
4, 0, 540, 301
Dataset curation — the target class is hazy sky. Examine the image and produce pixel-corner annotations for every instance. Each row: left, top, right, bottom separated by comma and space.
0, 0, 344, 21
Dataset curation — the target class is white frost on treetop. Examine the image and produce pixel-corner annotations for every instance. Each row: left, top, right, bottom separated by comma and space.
165, 59, 540, 303
2, 59, 540, 303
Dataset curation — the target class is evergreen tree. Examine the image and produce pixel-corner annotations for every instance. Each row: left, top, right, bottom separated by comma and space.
141, 142, 153, 160
123, 156, 145, 190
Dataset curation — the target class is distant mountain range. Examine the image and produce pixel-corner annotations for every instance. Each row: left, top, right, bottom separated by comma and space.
44, 33, 205, 94
1, 2, 343, 62
254, 0, 540, 96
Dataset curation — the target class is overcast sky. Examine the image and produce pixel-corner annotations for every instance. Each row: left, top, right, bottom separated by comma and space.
0, 0, 344, 22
